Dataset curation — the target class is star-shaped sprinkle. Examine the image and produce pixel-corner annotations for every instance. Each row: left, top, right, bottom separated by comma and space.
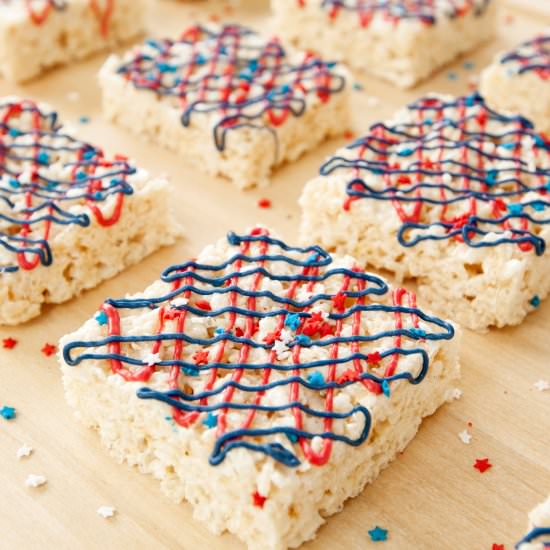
284, 313, 301, 331
368, 526, 388, 542
25, 474, 47, 488
2, 337, 17, 349
41, 343, 57, 357
142, 351, 162, 366
202, 413, 218, 429
458, 430, 472, 444
16, 444, 34, 459
474, 458, 492, 473
530, 295, 541, 308
252, 491, 267, 508
534, 380, 550, 392
193, 350, 210, 365
95, 311, 108, 325
97, 506, 116, 519
0, 406, 16, 420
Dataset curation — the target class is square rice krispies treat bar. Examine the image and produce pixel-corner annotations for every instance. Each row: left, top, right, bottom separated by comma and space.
0, 0, 150, 83
299, 92, 550, 331
0, 96, 181, 325
271, 0, 496, 89
99, 23, 350, 189
516, 497, 550, 550
481, 30, 550, 135
59, 227, 460, 550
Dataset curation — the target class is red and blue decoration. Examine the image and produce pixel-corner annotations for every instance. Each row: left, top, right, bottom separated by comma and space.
63, 229, 454, 468
0, 0, 114, 35
516, 526, 550, 549
321, 93, 550, 255
0, 99, 134, 273
296, 0, 492, 25
115, 24, 346, 152
501, 32, 550, 80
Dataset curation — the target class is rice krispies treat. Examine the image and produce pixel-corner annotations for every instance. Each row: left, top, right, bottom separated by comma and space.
99, 23, 350, 190
0, 97, 182, 325
271, 0, 496, 89
0, 0, 150, 83
299, 92, 550, 332
516, 497, 550, 550
59, 228, 460, 550
480, 31, 550, 135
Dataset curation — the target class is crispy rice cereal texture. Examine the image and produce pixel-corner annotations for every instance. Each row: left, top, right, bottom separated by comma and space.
59, 229, 460, 550
516, 497, 550, 550
98, 23, 350, 189
271, 0, 496, 89
0, 96, 182, 325
480, 30, 550, 135
299, 93, 550, 332
0, 0, 150, 83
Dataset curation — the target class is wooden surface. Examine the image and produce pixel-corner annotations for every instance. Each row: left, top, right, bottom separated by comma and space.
1, 2, 549, 549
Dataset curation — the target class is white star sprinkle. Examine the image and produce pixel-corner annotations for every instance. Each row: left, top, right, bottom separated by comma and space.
458, 430, 472, 444
273, 339, 290, 359
97, 506, 116, 519
534, 380, 550, 392
451, 388, 463, 400
25, 474, 47, 488
142, 351, 161, 366
16, 444, 33, 459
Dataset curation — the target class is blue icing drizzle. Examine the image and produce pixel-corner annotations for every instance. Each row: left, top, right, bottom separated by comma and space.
501, 33, 550, 77
515, 526, 550, 549
63, 231, 455, 468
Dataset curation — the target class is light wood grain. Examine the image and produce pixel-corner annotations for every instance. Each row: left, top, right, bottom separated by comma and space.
1, 2, 549, 549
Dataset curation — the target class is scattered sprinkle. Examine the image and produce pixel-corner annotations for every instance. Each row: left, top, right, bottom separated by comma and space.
284, 313, 301, 331
352, 82, 364, 91
2, 337, 17, 349
41, 343, 57, 357
1, 405, 16, 420
368, 526, 388, 542
16, 444, 34, 459
142, 351, 162, 366
25, 474, 47, 488
257, 198, 272, 209
410, 327, 426, 338
97, 506, 116, 519
530, 295, 541, 308
492, 544, 505, 550
534, 379, 550, 392
451, 388, 463, 400
458, 429, 472, 444
307, 371, 325, 387
252, 491, 267, 508
343, 130, 355, 140
381, 379, 391, 398
202, 413, 218, 429
474, 458, 492, 473
365, 95, 380, 108
95, 311, 108, 325
78, 116, 90, 124
463, 61, 475, 70
447, 71, 458, 81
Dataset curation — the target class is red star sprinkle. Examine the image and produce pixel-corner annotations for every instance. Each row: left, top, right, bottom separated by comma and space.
252, 491, 267, 508
41, 343, 57, 357
332, 292, 346, 311
492, 544, 505, 550
474, 458, 492, 473
193, 351, 210, 365
367, 351, 382, 364
257, 198, 272, 209
2, 338, 17, 349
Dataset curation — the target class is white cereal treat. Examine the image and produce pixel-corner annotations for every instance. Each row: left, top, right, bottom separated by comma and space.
98, 23, 351, 189
299, 92, 550, 331
480, 30, 550, 135
0, 0, 150, 83
0, 96, 182, 325
516, 497, 550, 550
59, 227, 460, 550
271, 0, 496, 89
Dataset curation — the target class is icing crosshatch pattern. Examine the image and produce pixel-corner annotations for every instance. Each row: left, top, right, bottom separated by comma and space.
63, 229, 455, 468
